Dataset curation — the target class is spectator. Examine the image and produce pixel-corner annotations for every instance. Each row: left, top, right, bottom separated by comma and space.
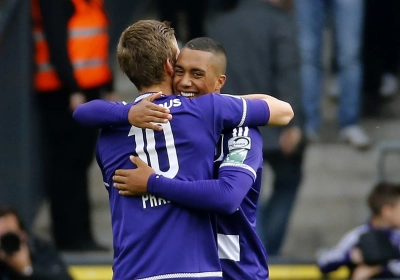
362, 0, 400, 117
295, 0, 370, 150
318, 182, 400, 280
207, 0, 306, 256
156, 0, 208, 44
31, 0, 114, 251
0, 205, 73, 280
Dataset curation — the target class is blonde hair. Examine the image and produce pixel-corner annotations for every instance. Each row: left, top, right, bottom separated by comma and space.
117, 20, 177, 91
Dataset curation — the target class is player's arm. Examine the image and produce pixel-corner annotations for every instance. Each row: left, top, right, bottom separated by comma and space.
73, 93, 171, 129
237, 93, 294, 126
73, 99, 132, 127
209, 94, 291, 131
113, 157, 253, 215
113, 128, 262, 214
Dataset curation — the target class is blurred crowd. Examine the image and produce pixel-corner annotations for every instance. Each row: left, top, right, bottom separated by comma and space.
1, 0, 400, 279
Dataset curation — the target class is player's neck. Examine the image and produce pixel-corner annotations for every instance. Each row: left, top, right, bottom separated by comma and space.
140, 83, 173, 96
370, 215, 392, 229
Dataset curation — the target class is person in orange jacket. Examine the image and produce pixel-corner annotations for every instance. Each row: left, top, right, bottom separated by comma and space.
31, 0, 115, 251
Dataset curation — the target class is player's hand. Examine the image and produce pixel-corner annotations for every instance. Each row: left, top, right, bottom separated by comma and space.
279, 126, 302, 155
351, 264, 382, 280
113, 156, 155, 196
69, 92, 86, 112
128, 92, 172, 131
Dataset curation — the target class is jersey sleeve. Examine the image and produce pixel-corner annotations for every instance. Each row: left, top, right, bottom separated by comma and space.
147, 172, 253, 215
194, 94, 270, 137
207, 94, 270, 134
243, 98, 270, 126
147, 127, 262, 214
73, 100, 132, 127
218, 127, 263, 181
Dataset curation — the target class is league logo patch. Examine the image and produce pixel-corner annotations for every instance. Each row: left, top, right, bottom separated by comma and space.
228, 136, 251, 151
223, 149, 248, 164
224, 136, 251, 164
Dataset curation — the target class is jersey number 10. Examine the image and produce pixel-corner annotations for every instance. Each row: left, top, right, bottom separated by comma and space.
128, 122, 179, 178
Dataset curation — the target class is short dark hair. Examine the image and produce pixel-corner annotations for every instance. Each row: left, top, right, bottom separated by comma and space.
368, 182, 400, 216
183, 37, 227, 73
117, 20, 177, 91
0, 205, 26, 231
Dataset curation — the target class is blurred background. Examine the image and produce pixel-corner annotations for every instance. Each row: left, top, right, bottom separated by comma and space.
1, 0, 400, 279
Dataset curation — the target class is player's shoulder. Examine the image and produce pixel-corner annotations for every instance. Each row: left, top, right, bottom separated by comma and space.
219, 93, 242, 99
146, 95, 185, 110
156, 94, 244, 111
196, 93, 243, 104
120, 101, 132, 105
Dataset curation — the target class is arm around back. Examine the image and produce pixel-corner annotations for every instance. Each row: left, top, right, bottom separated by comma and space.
261, 95, 293, 126
241, 94, 294, 126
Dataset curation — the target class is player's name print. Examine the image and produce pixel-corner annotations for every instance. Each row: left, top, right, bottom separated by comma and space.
158, 98, 182, 109
142, 194, 171, 209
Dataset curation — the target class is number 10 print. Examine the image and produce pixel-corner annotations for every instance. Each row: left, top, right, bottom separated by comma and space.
128, 122, 179, 178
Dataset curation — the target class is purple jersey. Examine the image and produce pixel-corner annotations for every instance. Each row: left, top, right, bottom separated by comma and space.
74, 93, 269, 280
145, 127, 269, 279
216, 127, 269, 280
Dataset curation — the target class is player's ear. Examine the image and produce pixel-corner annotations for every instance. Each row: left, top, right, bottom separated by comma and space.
215, 75, 226, 91
165, 59, 174, 77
